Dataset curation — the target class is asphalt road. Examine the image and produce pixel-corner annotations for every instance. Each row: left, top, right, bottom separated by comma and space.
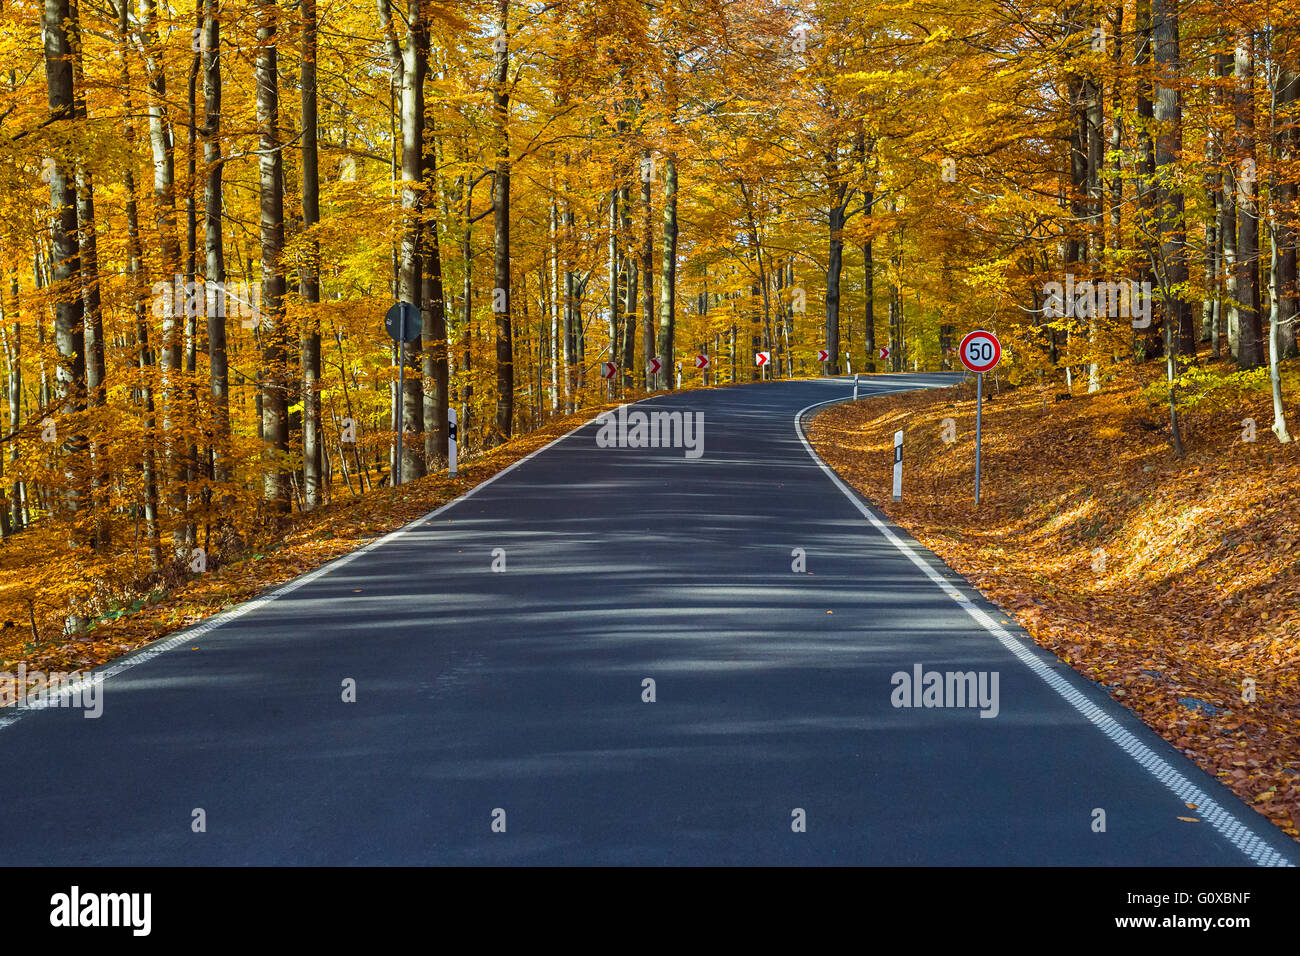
2, 373, 1294, 865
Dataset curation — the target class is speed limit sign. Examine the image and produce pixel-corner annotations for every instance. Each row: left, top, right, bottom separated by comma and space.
958, 329, 1001, 507
959, 330, 1001, 373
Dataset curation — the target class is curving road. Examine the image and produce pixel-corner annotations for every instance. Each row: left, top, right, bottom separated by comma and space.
1, 373, 1294, 865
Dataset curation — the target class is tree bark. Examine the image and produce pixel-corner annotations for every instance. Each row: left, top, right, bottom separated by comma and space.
656, 154, 677, 390
492, 0, 512, 441
294, 0, 321, 505
640, 148, 655, 390
1235, 31, 1264, 368
256, 0, 290, 511
43, 0, 87, 523
1153, 0, 1186, 455
202, 0, 228, 486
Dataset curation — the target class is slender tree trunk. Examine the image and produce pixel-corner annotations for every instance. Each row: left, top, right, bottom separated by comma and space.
116, 0, 161, 567
1135, 0, 1158, 359
43, 0, 87, 525
1276, 43, 1298, 357
299, 0, 323, 504
423, 129, 449, 468
141, 0, 185, 538
1220, 51, 1240, 360
70, 6, 107, 549
608, 185, 619, 396
825, 187, 845, 375
657, 154, 677, 390
1085, 69, 1105, 389
202, 0, 230, 489
1153, 0, 1186, 455
396, 0, 426, 479
1269, 219, 1292, 442
2, 288, 21, 534
863, 190, 875, 371
1235, 31, 1264, 368
492, 0, 512, 441
256, 0, 289, 511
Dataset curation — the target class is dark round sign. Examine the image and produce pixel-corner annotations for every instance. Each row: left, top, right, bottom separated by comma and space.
384, 301, 422, 343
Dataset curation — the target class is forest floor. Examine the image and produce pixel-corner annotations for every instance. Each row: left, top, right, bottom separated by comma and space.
808, 360, 1300, 841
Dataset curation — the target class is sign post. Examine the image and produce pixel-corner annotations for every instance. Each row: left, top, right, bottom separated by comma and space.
384, 301, 421, 486
957, 329, 1002, 505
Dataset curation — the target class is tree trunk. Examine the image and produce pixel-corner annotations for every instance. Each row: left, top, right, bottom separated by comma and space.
70, 9, 107, 549
1153, 0, 1186, 455
202, 0, 230, 488
398, 0, 426, 479
608, 185, 619, 396
825, 193, 844, 375
116, 0, 161, 567
43, 0, 87, 523
256, 0, 289, 511
141, 0, 185, 535
300, 0, 323, 505
640, 149, 655, 390
1235, 31, 1264, 368
423, 130, 449, 468
1269, 217, 1292, 442
1135, 0, 1158, 359
1276, 44, 1298, 357
657, 154, 677, 390
492, 0, 512, 441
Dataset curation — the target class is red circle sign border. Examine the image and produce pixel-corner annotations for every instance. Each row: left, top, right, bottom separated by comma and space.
958, 329, 1001, 373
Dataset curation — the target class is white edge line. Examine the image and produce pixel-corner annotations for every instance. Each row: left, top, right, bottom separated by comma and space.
794, 393, 1295, 868
0, 403, 626, 732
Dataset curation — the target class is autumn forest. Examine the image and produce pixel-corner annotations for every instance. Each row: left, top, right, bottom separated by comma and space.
2, 0, 1298, 643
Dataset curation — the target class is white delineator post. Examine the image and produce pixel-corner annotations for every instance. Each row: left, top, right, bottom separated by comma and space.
448, 407, 458, 477
853, 373, 859, 400
892, 429, 903, 501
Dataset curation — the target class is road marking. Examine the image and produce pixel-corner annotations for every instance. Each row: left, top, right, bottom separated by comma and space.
794, 391, 1295, 867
